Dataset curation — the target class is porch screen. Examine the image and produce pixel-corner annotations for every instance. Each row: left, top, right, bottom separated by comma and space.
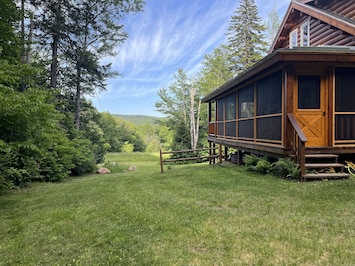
256, 70, 282, 141
256, 70, 282, 116
238, 84, 254, 139
225, 92, 236, 137
335, 67, 355, 141
217, 98, 224, 136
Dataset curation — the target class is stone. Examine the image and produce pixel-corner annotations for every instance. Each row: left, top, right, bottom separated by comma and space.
97, 167, 111, 174
127, 166, 137, 172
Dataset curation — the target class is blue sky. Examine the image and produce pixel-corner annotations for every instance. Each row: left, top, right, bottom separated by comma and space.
91, 0, 290, 117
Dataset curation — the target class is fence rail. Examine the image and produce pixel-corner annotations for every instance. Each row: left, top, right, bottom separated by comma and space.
159, 146, 222, 173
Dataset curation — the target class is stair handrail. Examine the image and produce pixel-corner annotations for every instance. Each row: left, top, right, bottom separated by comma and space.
287, 113, 307, 179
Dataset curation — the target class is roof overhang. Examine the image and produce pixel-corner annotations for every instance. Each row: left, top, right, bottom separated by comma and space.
202, 47, 355, 103
270, 0, 355, 52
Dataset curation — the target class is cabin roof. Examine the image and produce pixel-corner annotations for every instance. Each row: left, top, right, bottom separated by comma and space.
202, 46, 355, 103
270, 0, 355, 52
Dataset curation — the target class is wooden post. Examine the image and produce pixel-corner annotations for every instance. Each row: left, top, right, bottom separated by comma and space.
209, 142, 212, 165
219, 145, 223, 164
224, 146, 228, 161
213, 143, 216, 164
237, 150, 243, 165
160, 149, 164, 173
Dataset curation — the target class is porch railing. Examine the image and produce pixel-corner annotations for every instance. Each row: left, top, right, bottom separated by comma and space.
287, 113, 307, 179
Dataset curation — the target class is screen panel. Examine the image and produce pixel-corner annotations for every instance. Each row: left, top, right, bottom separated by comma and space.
257, 70, 282, 116
298, 75, 320, 109
335, 67, 355, 112
257, 116, 282, 141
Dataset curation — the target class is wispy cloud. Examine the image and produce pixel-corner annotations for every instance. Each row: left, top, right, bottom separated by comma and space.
96, 0, 291, 116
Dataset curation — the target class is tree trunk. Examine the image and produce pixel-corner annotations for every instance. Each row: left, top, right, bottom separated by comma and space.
50, 33, 59, 89
75, 64, 81, 130
189, 84, 200, 150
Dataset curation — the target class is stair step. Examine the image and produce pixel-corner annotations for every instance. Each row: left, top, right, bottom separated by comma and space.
305, 154, 338, 159
303, 173, 350, 180
305, 163, 344, 169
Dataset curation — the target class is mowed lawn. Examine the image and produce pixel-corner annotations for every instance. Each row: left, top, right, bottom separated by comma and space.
0, 153, 354, 265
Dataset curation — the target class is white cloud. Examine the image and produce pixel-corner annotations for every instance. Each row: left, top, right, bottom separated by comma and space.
95, 0, 291, 115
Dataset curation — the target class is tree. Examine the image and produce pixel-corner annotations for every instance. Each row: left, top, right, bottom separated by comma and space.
198, 44, 233, 95
266, 3, 281, 49
0, 0, 20, 63
156, 69, 203, 150
226, 0, 267, 75
30, 0, 144, 129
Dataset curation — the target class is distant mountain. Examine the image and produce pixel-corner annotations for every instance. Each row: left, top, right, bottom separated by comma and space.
112, 114, 166, 125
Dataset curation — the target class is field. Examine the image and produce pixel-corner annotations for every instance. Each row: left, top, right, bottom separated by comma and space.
0, 152, 354, 265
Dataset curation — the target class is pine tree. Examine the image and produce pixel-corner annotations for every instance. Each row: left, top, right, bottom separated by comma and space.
226, 0, 267, 75
266, 3, 281, 49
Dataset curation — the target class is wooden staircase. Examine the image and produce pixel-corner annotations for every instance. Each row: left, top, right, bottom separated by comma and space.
302, 154, 350, 180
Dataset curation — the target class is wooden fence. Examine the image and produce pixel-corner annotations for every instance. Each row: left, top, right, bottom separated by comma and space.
159, 146, 222, 173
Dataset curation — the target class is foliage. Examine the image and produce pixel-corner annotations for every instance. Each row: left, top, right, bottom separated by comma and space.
0, 0, 20, 63
226, 0, 268, 74
121, 141, 134, 153
29, 0, 144, 128
112, 114, 166, 126
197, 44, 233, 95
0, 153, 354, 265
0, 87, 96, 189
254, 157, 272, 174
243, 153, 260, 171
265, 3, 281, 48
244, 154, 301, 179
156, 68, 202, 150
271, 158, 300, 179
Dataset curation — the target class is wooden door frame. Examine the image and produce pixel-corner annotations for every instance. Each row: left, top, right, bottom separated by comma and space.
293, 67, 329, 147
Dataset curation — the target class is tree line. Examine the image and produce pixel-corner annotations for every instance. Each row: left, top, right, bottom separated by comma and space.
0, 0, 144, 190
155, 0, 280, 152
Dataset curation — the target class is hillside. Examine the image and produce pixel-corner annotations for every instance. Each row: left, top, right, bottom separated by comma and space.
112, 114, 166, 125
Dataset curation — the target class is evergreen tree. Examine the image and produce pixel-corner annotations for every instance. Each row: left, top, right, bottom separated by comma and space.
226, 0, 267, 75
266, 3, 281, 49
0, 0, 20, 63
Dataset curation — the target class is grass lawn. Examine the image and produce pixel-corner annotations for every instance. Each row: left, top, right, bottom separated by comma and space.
0, 152, 354, 265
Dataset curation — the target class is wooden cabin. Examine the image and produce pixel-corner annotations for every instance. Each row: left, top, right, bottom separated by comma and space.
202, 0, 355, 180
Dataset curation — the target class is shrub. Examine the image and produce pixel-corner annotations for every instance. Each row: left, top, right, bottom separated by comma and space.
254, 158, 272, 174
243, 154, 260, 171
122, 141, 134, 153
271, 158, 300, 179
243, 154, 300, 179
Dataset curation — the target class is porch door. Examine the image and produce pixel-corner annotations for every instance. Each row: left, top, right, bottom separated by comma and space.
294, 74, 327, 147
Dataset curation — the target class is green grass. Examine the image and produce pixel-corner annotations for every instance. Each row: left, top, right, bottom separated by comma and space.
1, 152, 354, 265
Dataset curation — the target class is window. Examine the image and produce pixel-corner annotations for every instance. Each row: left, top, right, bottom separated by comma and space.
226, 92, 236, 120
298, 75, 320, 109
335, 67, 355, 112
217, 98, 224, 121
289, 29, 298, 48
335, 67, 355, 141
238, 85, 254, 118
238, 84, 254, 139
301, 21, 310, 46
257, 70, 282, 116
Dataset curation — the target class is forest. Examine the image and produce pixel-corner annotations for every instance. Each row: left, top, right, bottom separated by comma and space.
0, 0, 278, 190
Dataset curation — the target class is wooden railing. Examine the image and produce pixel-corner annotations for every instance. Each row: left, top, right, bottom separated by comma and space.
287, 113, 307, 179
159, 147, 222, 173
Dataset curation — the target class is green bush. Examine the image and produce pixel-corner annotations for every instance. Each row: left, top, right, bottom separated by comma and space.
254, 158, 272, 174
243, 154, 300, 179
271, 158, 300, 179
243, 154, 260, 171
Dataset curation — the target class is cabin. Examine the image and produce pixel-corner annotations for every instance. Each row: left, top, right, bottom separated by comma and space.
202, 0, 355, 180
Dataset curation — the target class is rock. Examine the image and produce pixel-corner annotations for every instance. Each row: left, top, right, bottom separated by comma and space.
127, 166, 137, 172
97, 167, 111, 174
